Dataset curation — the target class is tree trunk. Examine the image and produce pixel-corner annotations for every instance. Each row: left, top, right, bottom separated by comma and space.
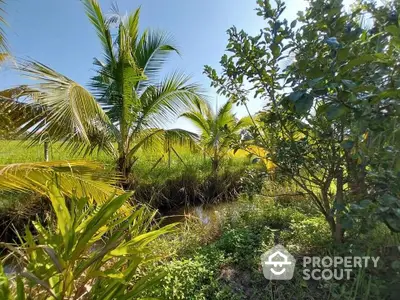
117, 154, 133, 181
333, 168, 344, 243
345, 151, 367, 201
212, 158, 219, 173
44, 141, 49, 162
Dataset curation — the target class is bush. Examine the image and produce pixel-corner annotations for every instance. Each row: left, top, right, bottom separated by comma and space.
0, 188, 176, 299
145, 247, 236, 300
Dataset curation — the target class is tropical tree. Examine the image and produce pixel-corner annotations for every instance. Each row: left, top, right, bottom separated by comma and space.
180, 99, 251, 172
0, 0, 203, 178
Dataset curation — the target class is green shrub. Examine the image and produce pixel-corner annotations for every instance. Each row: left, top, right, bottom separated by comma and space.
0, 186, 176, 299
145, 247, 234, 300
281, 216, 332, 253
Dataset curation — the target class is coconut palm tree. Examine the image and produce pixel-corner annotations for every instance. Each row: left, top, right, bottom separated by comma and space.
180, 99, 251, 172
0, 0, 202, 178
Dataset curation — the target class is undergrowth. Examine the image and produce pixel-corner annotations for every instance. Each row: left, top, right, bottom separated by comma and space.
143, 195, 400, 300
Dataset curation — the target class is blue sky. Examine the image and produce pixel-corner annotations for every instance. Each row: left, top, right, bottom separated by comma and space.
0, 0, 351, 131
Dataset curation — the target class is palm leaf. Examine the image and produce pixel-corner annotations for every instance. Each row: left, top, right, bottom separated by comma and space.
137, 72, 204, 130
127, 128, 198, 159
14, 60, 115, 155
0, 0, 8, 54
0, 160, 121, 203
180, 111, 210, 136
134, 30, 179, 87
82, 0, 115, 65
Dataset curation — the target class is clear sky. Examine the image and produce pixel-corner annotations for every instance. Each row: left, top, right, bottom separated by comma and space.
0, 0, 352, 132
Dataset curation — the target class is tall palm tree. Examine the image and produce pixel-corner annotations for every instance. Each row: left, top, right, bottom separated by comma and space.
180, 99, 251, 172
0, 0, 202, 178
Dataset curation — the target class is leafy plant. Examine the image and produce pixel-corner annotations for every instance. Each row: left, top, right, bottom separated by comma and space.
0, 186, 176, 299
205, 0, 400, 241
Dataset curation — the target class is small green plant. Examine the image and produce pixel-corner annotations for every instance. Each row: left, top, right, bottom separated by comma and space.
0, 185, 176, 299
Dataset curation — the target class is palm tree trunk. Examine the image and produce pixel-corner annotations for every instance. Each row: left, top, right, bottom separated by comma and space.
117, 154, 133, 180
212, 148, 219, 173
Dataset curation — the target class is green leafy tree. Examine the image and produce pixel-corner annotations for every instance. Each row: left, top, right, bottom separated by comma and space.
0, 0, 203, 178
180, 99, 251, 172
205, 0, 400, 242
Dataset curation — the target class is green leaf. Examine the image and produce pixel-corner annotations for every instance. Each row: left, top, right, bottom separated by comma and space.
383, 215, 400, 232
0, 265, 10, 300
342, 54, 389, 72
288, 91, 304, 102
341, 79, 357, 90
386, 25, 400, 36
337, 47, 349, 62
270, 43, 280, 58
359, 200, 372, 208
340, 216, 353, 229
341, 140, 354, 150
16, 276, 25, 300
308, 77, 324, 88
325, 103, 349, 120
381, 194, 398, 206
48, 184, 71, 246
72, 192, 132, 260
294, 93, 314, 114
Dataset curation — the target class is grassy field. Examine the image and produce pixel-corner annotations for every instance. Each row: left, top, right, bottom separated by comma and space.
0, 139, 251, 171
0, 140, 112, 165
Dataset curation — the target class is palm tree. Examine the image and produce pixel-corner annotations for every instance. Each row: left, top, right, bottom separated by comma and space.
0, 0, 203, 178
180, 99, 251, 172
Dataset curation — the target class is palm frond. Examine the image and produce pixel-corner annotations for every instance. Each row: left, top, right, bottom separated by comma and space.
163, 128, 199, 152
20, 61, 110, 151
216, 100, 235, 129
0, 0, 8, 53
0, 86, 45, 134
180, 111, 210, 136
82, 0, 115, 65
128, 128, 198, 159
126, 7, 140, 51
138, 72, 204, 130
16, 60, 115, 155
180, 98, 250, 157
0, 160, 122, 203
135, 30, 179, 88
0, 52, 8, 64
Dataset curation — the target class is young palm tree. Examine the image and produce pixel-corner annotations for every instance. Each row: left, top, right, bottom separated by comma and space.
180, 99, 251, 172
0, 0, 203, 178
